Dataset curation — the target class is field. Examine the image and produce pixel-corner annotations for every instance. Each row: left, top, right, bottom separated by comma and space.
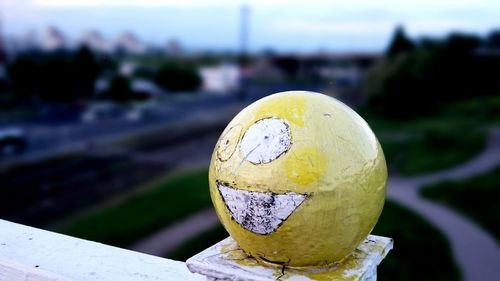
58, 169, 212, 247
363, 96, 499, 176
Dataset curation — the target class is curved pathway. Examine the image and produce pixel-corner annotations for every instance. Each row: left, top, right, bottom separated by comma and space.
387, 128, 500, 281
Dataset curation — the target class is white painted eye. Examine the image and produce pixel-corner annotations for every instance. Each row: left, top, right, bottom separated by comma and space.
239, 117, 291, 164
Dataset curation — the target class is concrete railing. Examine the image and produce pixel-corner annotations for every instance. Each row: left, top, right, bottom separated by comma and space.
0, 219, 202, 281
0, 219, 392, 281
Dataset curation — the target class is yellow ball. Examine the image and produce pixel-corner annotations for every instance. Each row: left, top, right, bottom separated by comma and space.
209, 91, 387, 268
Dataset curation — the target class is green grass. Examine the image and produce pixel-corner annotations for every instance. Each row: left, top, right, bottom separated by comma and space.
361, 96, 495, 176
420, 166, 500, 241
373, 200, 461, 281
167, 201, 461, 281
58, 169, 212, 247
441, 95, 500, 126
364, 95, 500, 134
378, 130, 485, 176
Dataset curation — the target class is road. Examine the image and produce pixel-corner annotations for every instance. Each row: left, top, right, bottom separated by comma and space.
0, 94, 243, 166
0, 95, 246, 226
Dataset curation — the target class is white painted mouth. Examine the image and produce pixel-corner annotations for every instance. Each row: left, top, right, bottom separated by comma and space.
217, 183, 308, 235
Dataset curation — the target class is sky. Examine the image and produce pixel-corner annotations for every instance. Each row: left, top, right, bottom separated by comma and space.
2, 0, 500, 52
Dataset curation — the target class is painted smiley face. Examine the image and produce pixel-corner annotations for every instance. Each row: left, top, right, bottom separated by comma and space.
209, 91, 387, 267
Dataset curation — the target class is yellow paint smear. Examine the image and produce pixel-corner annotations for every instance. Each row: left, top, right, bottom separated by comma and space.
255, 93, 306, 126
220, 241, 371, 281
285, 146, 326, 185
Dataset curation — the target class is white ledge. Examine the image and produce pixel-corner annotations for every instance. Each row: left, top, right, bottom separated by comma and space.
187, 235, 393, 281
0, 219, 203, 281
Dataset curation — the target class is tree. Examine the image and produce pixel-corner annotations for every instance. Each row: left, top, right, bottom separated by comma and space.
73, 46, 100, 99
486, 30, 500, 49
154, 63, 201, 92
443, 33, 481, 54
272, 56, 300, 78
7, 48, 102, 102
365, 32, 500, 119
386, 26, 414, 57
108, 75, 132, 101
7, 57, 40, 100
38, 57, 77, 102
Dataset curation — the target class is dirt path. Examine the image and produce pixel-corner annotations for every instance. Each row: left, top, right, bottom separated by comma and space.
387, 128, 500, 281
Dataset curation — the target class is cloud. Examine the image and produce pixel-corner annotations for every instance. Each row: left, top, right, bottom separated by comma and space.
271, 18, 495, 38
7, 0, 293, 8
272, 21, 392, 34
5, 0, 216, 8
3, 0, 499, 51
4, 0, 500, 14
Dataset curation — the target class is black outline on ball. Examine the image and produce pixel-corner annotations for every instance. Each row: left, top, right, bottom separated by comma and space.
217, 124, 243, 162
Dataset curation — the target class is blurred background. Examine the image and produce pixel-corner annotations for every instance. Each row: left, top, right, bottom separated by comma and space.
0, 1, 499, 280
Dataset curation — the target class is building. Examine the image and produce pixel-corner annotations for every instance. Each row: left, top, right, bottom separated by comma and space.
80, 30, 111, 53
115, 32, 145, 54
199, 64, 240, 94
316, 53, 380, 87
40, 26, 66, 51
